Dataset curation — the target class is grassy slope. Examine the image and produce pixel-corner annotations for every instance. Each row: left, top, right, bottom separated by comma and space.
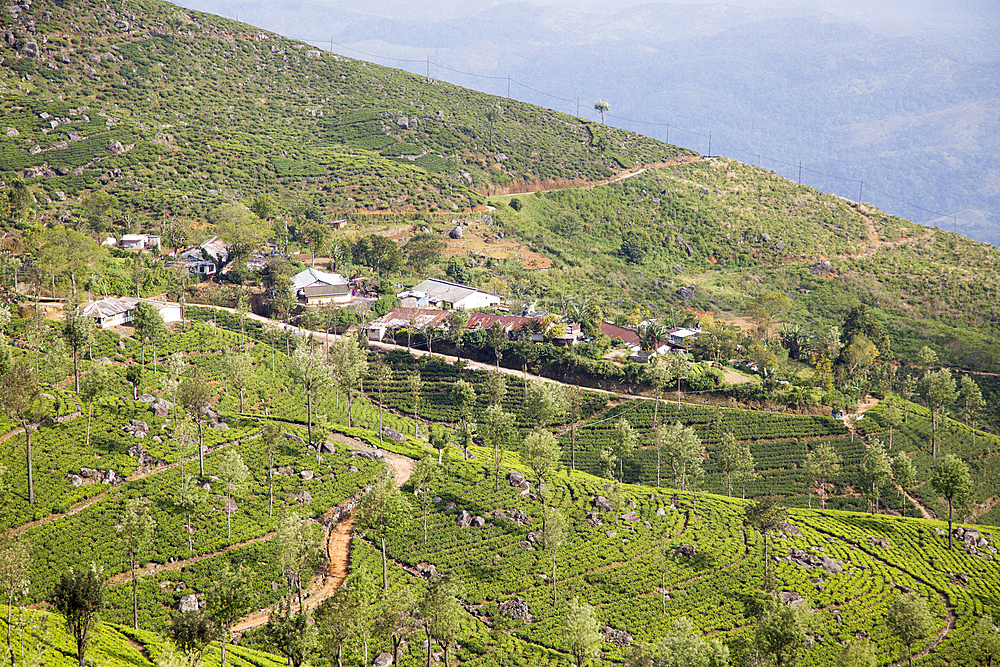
0, 0, 691, 224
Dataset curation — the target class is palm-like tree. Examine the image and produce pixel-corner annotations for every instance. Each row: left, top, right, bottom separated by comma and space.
594, 100, 610, 124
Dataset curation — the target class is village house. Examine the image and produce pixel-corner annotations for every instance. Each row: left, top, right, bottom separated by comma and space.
169, 236, 229, 276
119, 234, 162, 251
404, 278, 501, 310
82, 297, 182, 329
291, 268, 352, 306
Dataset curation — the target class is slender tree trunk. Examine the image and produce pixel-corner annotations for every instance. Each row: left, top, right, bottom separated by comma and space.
77, 635, 86, 667
426, 629, 432, 667
381, 535, 389, 592
571, 423, 577, 473
198, 422, 205, 476
24, 421, 34, 505
73, 345, 80, 392
552, 550, 557, 605
268, 455, 274, 518
227, 491, 232, 540
947, 499, 953, 550
187, 512, 193, 551
378, 389, 384, 447
87, 402, 93, 447
726, 471, 732, 497
306, 390, 313, 446
221, 639, 227, 667
347, 390, 354, 429
131, 555, 139, 629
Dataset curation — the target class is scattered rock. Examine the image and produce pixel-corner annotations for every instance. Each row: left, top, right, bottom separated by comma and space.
380, 427, 405, 443
345, 465, 359, 473
107, 141, 127, 154
373, 653, 393, 667
300, 470, 314, 481
471, 516, 486, 528
656, 507, 666, 516
810, 260, 834, 275
284, 432, 305, 444
295, 490, 312, 505
178, 594, 199, 613
672, 544, 696, 559
779, 591, 804, 606
150, 397, 173, 417
456, 510, 473, 528
415, 563, 440, 579
585, 511, 603, 527
79, 467, 97, 479
602, 627, 633, 648
396, 117, 409, 129
449, 225, 464, 240
351, 449, 385, 461
444, 501, 458, 511
619, 511, 640, 523
67, 473, 83, 487
498, 597, 532, 623
761, 233, 772, 243
594, 496, 613, 511
5, 127, 19, 137
821, 556, 842, 574
784, 522, 803, 537
671, 264, 683, 274
605, 530, 617, 539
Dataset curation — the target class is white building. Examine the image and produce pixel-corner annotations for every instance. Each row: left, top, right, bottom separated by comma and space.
83, 297, 182, 329
407, 278, 501, 310
120, 234, 162, 251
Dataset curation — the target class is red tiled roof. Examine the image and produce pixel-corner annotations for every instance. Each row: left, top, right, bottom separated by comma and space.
599, 322, 641, 347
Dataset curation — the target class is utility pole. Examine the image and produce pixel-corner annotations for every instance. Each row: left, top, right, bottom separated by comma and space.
507, 76, 511, 99
707, 134, 712, 157
798, 160, 802, 184
665, 123, 669, 144
576, 97, 580, 117
858, 180, 864, 204
426, 55, 429, 79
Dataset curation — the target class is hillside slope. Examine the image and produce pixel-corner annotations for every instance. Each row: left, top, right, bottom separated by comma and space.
0, 0, 690, 224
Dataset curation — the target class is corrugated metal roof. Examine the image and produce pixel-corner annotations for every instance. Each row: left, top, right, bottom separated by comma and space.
292, 268, 348, 291
411, 278, 499, 305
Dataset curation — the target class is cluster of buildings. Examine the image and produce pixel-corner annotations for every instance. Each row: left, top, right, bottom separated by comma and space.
365, 277, 699, 362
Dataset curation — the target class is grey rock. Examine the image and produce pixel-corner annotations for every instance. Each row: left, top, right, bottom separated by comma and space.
373, 653, 393, 667
456, 510, 473, 528
779, 591, 804, 606
445, 502, 458, 511
671, 264, 683, 274
449, 225, 464, 240
416, 563, 440, 579
603, 627, 633, 648
585, 511, 602, 527
676, 286, 695, 300
138, 394, 156, 404
498, 597, 532, 623
150, 397, 173, 417
605, 530, 617, 539
300, 470, 314, 481
656, 507, 666, 516
21, 40, 40, 57
396, 117, 409, 129
784, 522, 804, 537
672, 544, 696, 559
594, 496, 613, 511
821, 556, 842, 574
346, 465, 359, 473
5, 127, 19, 137
107, 141, 127, 154
776, 241, 786, 251
351, 449, 385, 461
810, 260, 834, 275
620, 511, 640, 522
284, 432, 306, 444
295, 490, 312, 505
79, 467, 97, 478
761, 233, 772, 243
67, 474, 83, 487
380, 427, 405, 443
471, 516, 486, 528
178, 594, 200, 612
320, 441, 336, 454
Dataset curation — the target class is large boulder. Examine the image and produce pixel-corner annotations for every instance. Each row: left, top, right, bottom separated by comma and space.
603, 627, 633, 648
456, 510, 473, 528
672, 544, 696, 559
620, 511, 640, 523
449, 225, 464, 240
351, 449, 385, 461
373, 653, 394, 667
150, 398, 173, 417
821, 556, 842, 574
594, 496, 613, 511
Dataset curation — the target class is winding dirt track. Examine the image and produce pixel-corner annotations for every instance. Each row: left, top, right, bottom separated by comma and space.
231, 446, 416, 634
